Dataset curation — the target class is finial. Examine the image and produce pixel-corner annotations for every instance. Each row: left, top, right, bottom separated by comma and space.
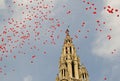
65, 29, 69, 36
65, 26, 70, 36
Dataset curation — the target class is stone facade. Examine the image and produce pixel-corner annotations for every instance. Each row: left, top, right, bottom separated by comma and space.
56, 29, 89, 81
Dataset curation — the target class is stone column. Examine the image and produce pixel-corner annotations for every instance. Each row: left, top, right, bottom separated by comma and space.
67, 60, 72, 78
68, 47, 70, 54
72, 46, 74, 54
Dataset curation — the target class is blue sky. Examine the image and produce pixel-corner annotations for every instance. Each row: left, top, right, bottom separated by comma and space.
0, 0, 120, 81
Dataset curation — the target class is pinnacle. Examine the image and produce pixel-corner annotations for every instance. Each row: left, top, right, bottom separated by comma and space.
65, 29, 69, 36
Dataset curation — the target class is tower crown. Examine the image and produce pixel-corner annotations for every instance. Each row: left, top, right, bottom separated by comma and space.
62, 29, 75, 56
64, 29, 73, 44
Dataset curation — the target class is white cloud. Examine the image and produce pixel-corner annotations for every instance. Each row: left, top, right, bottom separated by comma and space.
0, 0, 6, 9
14, 0, 57, 5
110, 65, 120, 81
92, 0, 120, 59
98, 63, 120, 81
24, 75, 32, 81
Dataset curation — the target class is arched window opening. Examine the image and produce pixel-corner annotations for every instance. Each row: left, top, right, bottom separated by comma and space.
72, 62, 75, 77
66, 47, 68, 54
82, 73, 84, 79
65, 63, 67, 67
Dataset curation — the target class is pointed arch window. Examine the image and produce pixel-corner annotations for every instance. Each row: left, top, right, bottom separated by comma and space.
82, 73, 84, 79
72, 62, 75, 77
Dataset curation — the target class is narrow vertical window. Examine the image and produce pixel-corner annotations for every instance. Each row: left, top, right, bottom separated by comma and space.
66, 47, 68, 54
65, 63, 67, 67
72, 62, 75, 77
62, 70, 63, 76
82, 73, 84, 79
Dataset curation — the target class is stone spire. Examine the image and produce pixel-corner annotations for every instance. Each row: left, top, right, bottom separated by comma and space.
56, 29, 89, 81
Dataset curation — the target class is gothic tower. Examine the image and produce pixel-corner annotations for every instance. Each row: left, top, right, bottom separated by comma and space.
56, 29, 89, 81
